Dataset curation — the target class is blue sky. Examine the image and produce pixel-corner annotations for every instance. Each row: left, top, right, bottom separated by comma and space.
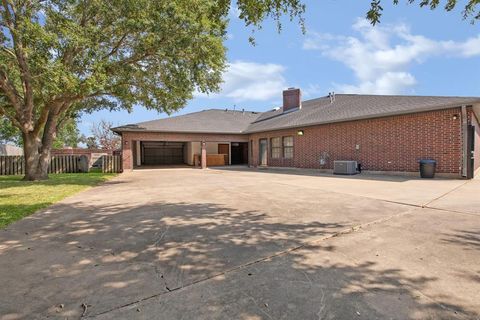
80, 0, 480, 135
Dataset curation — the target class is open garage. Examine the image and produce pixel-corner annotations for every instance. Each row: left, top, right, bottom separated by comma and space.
131, 140, 249, 168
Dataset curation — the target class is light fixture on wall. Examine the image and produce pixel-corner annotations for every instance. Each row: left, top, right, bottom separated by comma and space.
453, 115, 458, 120
124, 140, 128, 146
297, 130, 304, 136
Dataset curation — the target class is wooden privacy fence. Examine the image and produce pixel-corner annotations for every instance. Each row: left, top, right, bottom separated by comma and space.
101, 155, 122, 173
0, 155, 81, 175
0, 156, 24, 175
0, 154, 122, 175
49, 155, 81, 174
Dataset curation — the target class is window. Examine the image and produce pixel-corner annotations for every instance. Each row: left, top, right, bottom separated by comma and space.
283, 136, 294, 159
271, 137, 281, 159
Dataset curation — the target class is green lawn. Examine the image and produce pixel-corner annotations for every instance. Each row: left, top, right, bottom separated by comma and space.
0, 172, 117, 228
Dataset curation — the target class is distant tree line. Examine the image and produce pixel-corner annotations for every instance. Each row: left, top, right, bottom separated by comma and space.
0, 116, 120, 150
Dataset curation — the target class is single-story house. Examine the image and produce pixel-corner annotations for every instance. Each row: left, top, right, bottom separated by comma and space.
112, 88, 480, 178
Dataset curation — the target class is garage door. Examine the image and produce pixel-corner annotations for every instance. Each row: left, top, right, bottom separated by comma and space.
142, 142, 184, 165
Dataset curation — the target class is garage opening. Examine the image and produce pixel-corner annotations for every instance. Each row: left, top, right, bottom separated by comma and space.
231, 142, 248, 165
141, 141, 186, 165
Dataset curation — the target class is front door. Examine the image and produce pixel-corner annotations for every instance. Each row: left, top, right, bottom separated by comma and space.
466, 125, 475, 179
259, 139, 268, 166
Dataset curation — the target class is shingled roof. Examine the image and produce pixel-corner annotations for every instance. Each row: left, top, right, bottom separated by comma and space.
112, 109, 261, 134
112, 94, 480, 134
246, 94, 480, 133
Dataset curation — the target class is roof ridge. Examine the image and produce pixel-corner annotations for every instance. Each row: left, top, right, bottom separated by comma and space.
328, 93, 479, 99
134, 109, 209, 126
136, 108, 262, 126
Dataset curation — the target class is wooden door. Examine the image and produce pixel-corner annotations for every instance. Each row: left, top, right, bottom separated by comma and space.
218, 143, 230, 165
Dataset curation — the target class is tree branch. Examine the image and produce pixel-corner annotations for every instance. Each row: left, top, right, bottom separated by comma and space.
1, 0, 35, 125
0, 68, 21, 108
0, 104, 22, 129
103, 33, 128, 59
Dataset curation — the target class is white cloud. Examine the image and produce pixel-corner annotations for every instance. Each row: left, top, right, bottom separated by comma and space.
302, 83, 325, 98
304, 18, 480, 94
454, 35, 480, 57
336, 72, 416, 95
196, 61, 287, 101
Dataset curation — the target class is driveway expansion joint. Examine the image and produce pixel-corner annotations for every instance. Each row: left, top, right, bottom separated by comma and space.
86, 209, 415, 318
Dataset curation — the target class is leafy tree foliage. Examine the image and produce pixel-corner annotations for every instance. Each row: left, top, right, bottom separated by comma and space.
1, 115, 82, 148
83, 136, 98, 149
367, 0, 480, 25
52, 118, 82, 148
0, 116, 22, 145
0, 0, 305, 180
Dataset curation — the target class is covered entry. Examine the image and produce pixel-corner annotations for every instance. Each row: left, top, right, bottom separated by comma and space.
231, 142, 248, 165
133, 140, 249, 168
140, 141, 185, 165
126, 135, 250, 170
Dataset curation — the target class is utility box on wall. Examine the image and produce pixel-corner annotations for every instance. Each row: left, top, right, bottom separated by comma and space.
333, 161, 358, 175
77, 155, 90, 173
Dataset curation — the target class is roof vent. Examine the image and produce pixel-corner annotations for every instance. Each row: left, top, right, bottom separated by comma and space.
328, 92, 336, 103
283, 88, 301, 113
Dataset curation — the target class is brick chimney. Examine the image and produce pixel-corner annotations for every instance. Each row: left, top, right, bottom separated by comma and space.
283, 88, 301, 112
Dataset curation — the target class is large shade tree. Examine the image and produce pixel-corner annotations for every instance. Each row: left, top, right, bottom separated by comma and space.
0, 0, 306, 180
367, 0, 480, 24
0, 0, 478, 180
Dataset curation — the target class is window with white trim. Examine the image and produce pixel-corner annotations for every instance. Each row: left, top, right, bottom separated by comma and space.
271, 137, 281, 159
283, 136, 294, 159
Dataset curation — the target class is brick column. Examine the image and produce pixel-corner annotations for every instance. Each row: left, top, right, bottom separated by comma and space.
122, 135, 133, 171
201, 141, 207, 169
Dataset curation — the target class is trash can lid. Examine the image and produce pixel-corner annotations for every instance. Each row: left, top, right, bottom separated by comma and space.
419, 159, 436, 164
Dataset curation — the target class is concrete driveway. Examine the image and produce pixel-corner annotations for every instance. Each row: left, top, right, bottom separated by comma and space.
0, 168, 479, 319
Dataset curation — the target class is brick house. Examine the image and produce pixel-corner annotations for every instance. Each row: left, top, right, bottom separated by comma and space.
112, 89, 480, 178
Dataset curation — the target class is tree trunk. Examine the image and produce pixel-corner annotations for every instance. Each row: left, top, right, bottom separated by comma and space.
23, 134, 49, 181
22, 113, 58, 181
22, 132, 48, 181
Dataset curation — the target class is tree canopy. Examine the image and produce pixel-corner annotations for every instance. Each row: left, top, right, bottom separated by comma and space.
0, 0, 305, 179
367, 0, 480, 25
1, 115, 82, 148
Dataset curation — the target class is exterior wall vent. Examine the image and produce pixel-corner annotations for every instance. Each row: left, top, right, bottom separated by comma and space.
333, 161, 358, 175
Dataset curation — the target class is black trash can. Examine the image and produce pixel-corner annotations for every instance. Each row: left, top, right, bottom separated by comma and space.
419, 159, 436, 178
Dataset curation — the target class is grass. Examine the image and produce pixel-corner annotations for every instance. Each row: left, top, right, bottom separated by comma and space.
0, 172, 117, 228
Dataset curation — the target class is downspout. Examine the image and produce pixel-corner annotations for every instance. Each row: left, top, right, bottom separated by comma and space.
461, 105, 468, 177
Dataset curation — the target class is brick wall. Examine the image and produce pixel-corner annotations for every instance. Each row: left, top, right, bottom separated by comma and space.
120, 131, 248, 170
249, 108, 464, 175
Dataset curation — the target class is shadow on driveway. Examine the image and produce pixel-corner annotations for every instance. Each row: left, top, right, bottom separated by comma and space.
0, 199, 475, 319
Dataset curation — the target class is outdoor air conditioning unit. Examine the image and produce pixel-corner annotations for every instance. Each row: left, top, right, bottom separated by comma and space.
333, 160, 358, 175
